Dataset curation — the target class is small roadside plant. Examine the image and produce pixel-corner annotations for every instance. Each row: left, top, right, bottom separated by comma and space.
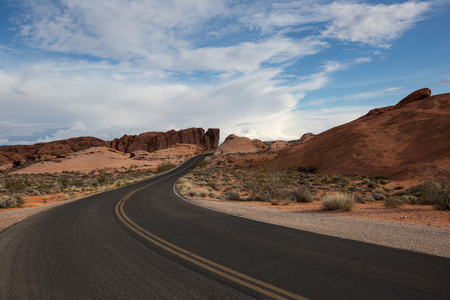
321, 193, 355, 211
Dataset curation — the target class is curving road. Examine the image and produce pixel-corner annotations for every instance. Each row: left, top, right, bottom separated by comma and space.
1, 155, 449, 299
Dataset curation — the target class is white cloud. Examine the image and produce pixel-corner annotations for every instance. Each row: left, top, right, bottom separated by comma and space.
321, 1, 431, 47
382, 87, 405, 93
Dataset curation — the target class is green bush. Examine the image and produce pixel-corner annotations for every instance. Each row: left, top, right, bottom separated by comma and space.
4, 180, 26, 193
196, 160, 209, 168
157, 163, 176, 173
321, 193, 355, 211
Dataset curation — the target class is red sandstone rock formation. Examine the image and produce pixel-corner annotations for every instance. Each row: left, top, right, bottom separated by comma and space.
108, 128, 219, 153
277, 89, 450, 180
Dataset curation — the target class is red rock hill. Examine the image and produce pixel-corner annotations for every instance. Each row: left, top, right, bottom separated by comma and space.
277, 89, 450, 180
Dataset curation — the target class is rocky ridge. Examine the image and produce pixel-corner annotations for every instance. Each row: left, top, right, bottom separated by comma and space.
0, 128, 219, 168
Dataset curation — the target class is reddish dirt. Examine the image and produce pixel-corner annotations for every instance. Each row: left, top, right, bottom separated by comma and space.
277, 91, 450, 181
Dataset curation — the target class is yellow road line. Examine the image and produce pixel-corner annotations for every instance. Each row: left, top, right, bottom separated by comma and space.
115, 156, 307, 300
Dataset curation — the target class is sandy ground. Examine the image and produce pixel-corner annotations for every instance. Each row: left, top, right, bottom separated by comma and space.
9, 145, 202, 174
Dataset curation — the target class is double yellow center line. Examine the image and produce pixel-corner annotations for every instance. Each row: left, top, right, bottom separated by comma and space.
114, 157, 307, 300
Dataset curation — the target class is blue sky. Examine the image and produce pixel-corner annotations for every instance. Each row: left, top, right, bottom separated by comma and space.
0, 0, 449, 145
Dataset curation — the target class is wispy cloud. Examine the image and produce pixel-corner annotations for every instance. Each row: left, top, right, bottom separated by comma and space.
436, 78, 450, 86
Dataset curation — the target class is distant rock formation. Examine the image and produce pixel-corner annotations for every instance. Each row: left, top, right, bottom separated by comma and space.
214, 134, 269, 155
277, 89, 450, 180
108, 128, 219, 153
288, 133, 316, 146
0, 128, 220, 168
264, 140, 290, 151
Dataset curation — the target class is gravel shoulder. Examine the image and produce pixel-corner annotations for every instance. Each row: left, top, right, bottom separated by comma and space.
183, 197, 450, 259
2, 191, 449, 259
0, 196, 87, 233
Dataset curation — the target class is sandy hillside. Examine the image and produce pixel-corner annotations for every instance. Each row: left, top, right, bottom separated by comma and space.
11, 144, 202, 174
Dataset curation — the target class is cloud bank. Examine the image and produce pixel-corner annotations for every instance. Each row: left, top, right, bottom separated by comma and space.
0, 0, 437, 144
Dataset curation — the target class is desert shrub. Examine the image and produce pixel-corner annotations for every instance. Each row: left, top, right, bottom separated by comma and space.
157, 163, 176, 173
297, 166, 316, 173
197, 188, 208, 198
367, 181, 378, 189
408, 184, 428, 200
289, 186, 313, 203
245, 164, 292, 201
30, 189, 41, 196
372, 192, 387, 201
223, 190, 241, 201
0, 194, 26, 208
208, 192, 218, 199
403, 195, 420, 204
270, 199, 280, 206
206, 181, 221, 191
360, 195, 376, 203
321, 193, 355, 211
425, 171, 450, 210
4, 180, 26, 193
384, 196, 406, 208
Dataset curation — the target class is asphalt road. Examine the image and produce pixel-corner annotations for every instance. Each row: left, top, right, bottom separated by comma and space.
1, 155, 449, 299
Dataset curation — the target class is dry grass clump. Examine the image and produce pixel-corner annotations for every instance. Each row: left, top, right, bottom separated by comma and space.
321, 193, 355, 211
0, 194, 26, 208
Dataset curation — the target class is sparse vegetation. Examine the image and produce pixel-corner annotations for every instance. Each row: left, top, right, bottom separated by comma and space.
0, 167, 158, 208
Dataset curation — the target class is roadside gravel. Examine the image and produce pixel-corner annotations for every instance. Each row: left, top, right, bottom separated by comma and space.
184, 197, 450, 259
